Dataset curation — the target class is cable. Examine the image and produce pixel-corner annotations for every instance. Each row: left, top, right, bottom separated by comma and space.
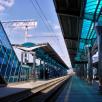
31, 35, 58, 37
30, 0, 66, 61
30, 0, 51, 32
33, 0, 64, 54
34, 0, 55, 33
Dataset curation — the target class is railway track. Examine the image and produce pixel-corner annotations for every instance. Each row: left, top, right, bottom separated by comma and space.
0, 75, 71, 102
19, 75, 71, 102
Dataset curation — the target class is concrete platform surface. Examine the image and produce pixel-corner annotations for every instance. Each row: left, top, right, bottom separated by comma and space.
0, 75, 69, 99
56, 76, 102, 102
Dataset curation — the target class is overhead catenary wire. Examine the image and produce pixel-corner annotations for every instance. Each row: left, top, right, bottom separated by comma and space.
30, 35, 59, 37
30, 0, 52, 33
31, 0, 64, 56
34, 0, 55, 33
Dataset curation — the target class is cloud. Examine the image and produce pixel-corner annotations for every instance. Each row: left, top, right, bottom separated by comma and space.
0, 0, 15, 12
0, 4, 5, 12
45, 20, 60, 30
54, 25, 60, 30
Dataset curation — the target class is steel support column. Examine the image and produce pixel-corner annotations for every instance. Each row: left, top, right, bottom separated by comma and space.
32, 52, 36, 81
43, 61, 45, 80
84, 64, 87, 80
82, 64, 85, 79
87, 46, 93, 84
95, 22, 102, 91
80, 64, 84, 79
45, 63, 48, 79
21, 52, 23, 65
39, 60, 43, 79
79, 65, 82, 78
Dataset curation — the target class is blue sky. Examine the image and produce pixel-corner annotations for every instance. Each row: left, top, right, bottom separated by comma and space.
0, 0, 71, 67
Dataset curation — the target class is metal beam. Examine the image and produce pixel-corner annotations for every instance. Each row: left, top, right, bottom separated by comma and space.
56, 9, 80, 17
80, 38, 96, 44
64, 37, 78, 41
65, 37, 96, 42
72, 61, 88, 64
67, 48, 77, 50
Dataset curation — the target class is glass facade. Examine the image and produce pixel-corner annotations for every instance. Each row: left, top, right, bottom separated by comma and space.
0, 22, 29, 83
0, 22, 67, 83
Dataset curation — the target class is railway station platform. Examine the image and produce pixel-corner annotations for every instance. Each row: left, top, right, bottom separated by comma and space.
0, 0, 102, 102
56, 76, 102, 102
0, 75, 70, 102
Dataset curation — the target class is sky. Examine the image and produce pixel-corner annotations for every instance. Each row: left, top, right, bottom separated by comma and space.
0, 0, 72, 68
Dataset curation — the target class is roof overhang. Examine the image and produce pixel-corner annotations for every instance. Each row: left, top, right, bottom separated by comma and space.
53, 0, 101, 66
13, 42, 68, 69
53, 0, 85, 66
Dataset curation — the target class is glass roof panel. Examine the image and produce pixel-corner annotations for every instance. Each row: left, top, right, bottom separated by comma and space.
22, 42, 36, 47
79, 42, 84, 49
75, 0, 102, 61
96, 0, 102, 13
81, 19, 91, 38
98, 15, 102, 21
93, 32, 97, 38
89, 30, 95, 39
85, 0, 98, 14
87, 22, 94, 39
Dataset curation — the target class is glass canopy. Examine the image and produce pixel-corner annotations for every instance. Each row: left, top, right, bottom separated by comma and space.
75, 0, 102, 61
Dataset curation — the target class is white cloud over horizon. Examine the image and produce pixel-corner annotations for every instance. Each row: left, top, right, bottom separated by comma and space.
0, 0, 15, 12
